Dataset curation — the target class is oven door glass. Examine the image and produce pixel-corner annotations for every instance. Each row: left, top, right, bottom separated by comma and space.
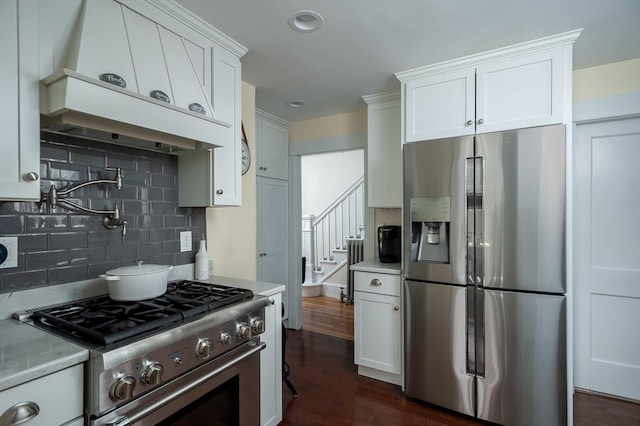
157, 376, 239, 425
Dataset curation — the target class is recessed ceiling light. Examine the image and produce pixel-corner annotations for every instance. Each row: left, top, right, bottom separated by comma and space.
288, 100, 307, 108
288, 10, 323, 33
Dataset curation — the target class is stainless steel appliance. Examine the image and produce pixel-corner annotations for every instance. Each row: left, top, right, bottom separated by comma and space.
403, 125, 567, 425
15, 281, 270, 426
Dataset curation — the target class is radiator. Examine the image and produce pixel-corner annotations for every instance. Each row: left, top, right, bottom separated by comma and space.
345, 238, 364, 304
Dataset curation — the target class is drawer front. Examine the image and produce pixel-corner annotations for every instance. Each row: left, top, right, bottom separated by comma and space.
0, 365, 83, 426
354, 271, 401, 296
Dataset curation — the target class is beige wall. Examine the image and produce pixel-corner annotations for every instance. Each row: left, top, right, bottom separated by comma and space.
289, 109, 366, 143
206, 82, 257, 280
573, 58, 640, 100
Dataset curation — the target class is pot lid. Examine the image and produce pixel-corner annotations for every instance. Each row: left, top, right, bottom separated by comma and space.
106, 261, 171, 276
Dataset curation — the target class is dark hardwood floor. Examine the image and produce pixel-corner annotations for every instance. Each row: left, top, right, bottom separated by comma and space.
301, 295, 354, 340
280, 296, 640, 425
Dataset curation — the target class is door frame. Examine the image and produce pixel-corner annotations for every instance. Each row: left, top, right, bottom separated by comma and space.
287, 133, 368, 329
572, 91, 640, 397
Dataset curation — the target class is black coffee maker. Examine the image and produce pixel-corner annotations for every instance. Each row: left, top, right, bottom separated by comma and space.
378, 225, 401, 263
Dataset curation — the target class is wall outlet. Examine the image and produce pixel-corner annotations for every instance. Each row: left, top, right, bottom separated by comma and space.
179, 231, 192, 252
0, 237, 18, 269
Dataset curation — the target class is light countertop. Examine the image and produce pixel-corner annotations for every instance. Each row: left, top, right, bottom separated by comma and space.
202, 275, 286, 297
350, 258, 402, 274
0, 319, 89, 392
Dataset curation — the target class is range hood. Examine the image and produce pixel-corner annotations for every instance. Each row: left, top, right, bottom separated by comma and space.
40, 0, 229, 150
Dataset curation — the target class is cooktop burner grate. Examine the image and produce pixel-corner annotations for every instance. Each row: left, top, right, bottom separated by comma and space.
30, 280, 254, 346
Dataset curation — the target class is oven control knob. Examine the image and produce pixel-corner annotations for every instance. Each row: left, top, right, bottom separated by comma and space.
141, 362, 163, 385
195, 338, 213, 359
250, 317, 265, 334
237, 323, 251, 340
110, 375, 136, 400
220, 332, 232, 345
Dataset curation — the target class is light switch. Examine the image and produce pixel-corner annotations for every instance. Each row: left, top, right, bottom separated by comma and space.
0, 237, 18, 269
180, 231, 192, 252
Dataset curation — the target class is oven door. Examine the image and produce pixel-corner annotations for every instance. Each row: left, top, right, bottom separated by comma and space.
92, 339, 265, 426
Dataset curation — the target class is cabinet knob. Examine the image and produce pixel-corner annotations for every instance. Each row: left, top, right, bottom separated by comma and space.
466, 120, 473, 126
370, 278, 382, 286
25, 172, 39, 181
477, 118, 485, 124
216, 189, 223, 195
394, 306, 400, 311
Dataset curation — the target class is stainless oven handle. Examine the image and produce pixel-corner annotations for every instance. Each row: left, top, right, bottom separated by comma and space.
105, 341, 266, 426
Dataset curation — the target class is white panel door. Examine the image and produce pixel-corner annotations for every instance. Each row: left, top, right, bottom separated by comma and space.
256, 115, 289, 180
476, 48, 564, 134
260, 292, 282, 426
257, 177, 290, 317
574, 117, 640, 400
367, 98, 402, 208
404, 68, 475, 142
0, 0, 40, 201
354, 291, 401, 374
211, 45, 241, 206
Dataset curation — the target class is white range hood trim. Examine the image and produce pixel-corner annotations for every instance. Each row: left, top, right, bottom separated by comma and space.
42, 68, 229, 149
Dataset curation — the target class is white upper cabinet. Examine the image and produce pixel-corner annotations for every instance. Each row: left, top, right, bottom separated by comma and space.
210, 45, 242, 206
0, 0, 40, 201
363, 92, 402, 208
475, 48, 565, 134
404, 68, 475, 141
178, 44, 243, 207
397, 29, 581, 142
256, 110, 289, 181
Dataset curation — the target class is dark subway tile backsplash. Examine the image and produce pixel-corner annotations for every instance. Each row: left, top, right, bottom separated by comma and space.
0, 132, 205, 293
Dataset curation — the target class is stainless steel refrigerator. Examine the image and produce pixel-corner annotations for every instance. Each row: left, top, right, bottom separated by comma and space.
403, 124, 567, 425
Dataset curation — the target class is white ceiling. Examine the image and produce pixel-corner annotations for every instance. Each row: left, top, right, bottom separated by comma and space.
176, 0, 640, 123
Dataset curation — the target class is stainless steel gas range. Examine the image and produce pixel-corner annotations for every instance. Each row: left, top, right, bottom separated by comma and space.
15, 280, 270, 426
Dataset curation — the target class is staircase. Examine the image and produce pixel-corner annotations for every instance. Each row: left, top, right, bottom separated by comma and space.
302, 176, 364, 297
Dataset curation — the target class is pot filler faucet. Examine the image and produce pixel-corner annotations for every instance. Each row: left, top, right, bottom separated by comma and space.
40, 167, 127, 240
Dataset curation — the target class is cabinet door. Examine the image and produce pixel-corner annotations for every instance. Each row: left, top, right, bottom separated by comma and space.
0, 0, 40, 201
260, 292, 282, 426
256, 113, 289, 180
404, 68, 475, 142
475, 48, 565, 134
211, 45, 242, 206
257, 177, 289, 316
354, 291, 401, 374
0, 365, 83, 426
367, 99, 402, 207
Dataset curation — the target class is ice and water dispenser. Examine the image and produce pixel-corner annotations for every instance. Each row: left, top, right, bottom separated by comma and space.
410, 196, 451, 264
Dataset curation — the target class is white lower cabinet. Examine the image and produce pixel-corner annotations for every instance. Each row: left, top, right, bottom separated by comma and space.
354, 271, 402, 385
260, 292, 282, 426
0, 364, 84, 426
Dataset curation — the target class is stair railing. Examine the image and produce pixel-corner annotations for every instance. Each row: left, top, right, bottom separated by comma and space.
308, 176, 364, 273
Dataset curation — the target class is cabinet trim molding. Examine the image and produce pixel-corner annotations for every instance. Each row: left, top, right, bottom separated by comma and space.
396, 28, 582, 82
363, 90, 400, 105
256, 108, 290, 128
123, 0, 247, 58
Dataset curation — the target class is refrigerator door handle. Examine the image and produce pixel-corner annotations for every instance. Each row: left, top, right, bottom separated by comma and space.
465, 157, 476, 376
465, 158, 476, 286
475, 157, 484, 287
465, 156, 486, 377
